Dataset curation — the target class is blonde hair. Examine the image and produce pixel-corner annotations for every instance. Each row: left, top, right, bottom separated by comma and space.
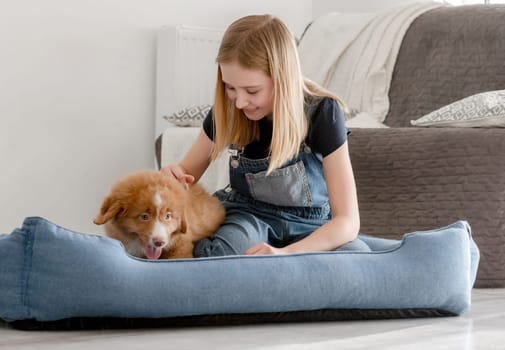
212, 14, 344, 174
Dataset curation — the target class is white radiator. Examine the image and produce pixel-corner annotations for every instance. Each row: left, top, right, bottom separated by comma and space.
155, 25, 224, 139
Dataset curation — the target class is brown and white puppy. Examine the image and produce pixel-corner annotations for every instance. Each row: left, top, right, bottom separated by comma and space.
93, 170, 225, 259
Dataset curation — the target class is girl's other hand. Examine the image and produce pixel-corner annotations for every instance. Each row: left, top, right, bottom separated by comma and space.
244, 242, 286, 255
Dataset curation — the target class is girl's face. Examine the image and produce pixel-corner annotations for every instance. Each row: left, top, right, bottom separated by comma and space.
220, 61, 274, 121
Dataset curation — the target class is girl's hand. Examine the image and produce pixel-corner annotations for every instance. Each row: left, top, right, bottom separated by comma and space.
244, 242, 286, 255
160, 164, 195, 186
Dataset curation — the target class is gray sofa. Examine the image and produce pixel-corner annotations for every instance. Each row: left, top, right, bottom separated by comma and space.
348, 5, 505, 288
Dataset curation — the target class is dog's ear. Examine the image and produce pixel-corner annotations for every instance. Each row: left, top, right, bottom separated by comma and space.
93, 195, 126, 225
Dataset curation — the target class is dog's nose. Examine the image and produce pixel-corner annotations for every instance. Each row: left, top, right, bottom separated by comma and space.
153, 239, 165, 247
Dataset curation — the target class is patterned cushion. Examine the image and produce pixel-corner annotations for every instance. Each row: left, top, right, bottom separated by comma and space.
164, 105, 211, 127
410, 90, 505, 127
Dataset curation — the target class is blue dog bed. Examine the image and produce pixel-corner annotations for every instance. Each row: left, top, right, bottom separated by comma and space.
0, 217, 479, 330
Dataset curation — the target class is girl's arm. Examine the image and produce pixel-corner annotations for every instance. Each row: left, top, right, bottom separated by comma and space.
245, 141, 360, 255
160, 129, 214, 184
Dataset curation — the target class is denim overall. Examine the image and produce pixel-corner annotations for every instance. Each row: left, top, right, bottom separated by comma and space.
193, 140, 370, 257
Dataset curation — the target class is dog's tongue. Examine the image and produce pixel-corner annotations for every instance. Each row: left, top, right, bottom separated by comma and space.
144, 245, 162, 260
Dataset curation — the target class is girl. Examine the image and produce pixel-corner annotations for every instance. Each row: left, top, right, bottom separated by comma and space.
162, 14, 363, 257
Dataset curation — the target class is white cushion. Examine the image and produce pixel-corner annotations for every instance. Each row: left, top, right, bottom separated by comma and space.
411, 90, 505, 127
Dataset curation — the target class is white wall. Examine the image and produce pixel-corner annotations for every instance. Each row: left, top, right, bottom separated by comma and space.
0, 0, 311, 234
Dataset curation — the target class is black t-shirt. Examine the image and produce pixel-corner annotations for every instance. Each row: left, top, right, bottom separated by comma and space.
202, 96, 348, 159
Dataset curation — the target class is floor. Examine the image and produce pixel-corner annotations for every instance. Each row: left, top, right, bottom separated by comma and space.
1, 288, 504, 350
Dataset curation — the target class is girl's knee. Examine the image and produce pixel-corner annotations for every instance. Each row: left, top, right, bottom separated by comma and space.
336, 238, 371, 252
193, 235, 242, 257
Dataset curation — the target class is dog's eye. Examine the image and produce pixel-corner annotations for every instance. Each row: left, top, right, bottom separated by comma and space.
139, 213, 150, 221
164, 213, 171, 221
